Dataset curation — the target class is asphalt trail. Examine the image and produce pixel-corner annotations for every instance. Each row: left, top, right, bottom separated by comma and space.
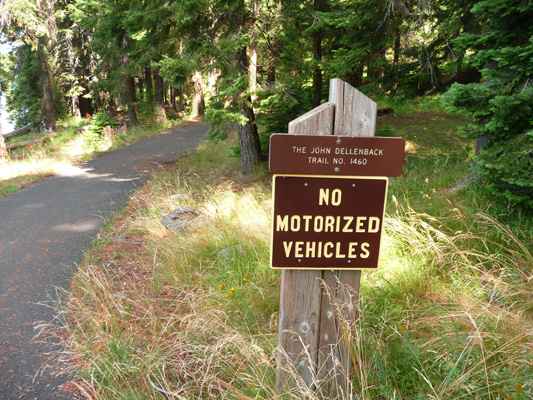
0, 123, 208, 399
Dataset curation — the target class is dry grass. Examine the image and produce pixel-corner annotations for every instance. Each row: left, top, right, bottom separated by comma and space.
55, 115, 533, 399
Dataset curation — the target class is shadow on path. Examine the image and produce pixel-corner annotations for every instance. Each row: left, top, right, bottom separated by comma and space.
0, 123, 208, 399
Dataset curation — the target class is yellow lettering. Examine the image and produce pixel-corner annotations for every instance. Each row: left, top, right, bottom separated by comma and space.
368, 217, 380, 233
324, 242, 334, 258
276, 215, 288, 231
294, 241, 304, 258
290, 215, 300, 231
314, 216, 324, 232
343, 216, 354, 232
306, 242, 316, 258
360, 242, 370, 258
283, 241, 293, 257
325, 216, 335, 232
319, 188, 342, 206
302, 215, 312, 232
335, 242, 346, 258
331, 189, 342, 206
356, 216, 367, 233
348, 242, 358, 258
319, 188, 329, 205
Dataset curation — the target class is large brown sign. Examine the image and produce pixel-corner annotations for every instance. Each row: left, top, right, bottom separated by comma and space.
270, 175, 388, 270
269, 134, 405, 176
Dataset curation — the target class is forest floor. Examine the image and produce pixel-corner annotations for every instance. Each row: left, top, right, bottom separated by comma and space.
56, 99, 533, 399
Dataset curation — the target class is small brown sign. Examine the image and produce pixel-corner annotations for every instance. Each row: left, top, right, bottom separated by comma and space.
271, 175, 388, 270
269, 134, 405, 176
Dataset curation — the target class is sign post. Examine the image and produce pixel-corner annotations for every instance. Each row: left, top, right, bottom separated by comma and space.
272, 79, 404, 397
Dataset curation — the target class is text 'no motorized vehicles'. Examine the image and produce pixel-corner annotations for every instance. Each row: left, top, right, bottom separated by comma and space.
270, 175, 388, 270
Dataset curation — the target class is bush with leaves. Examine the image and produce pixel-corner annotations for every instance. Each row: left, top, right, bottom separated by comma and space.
84, 111, 119, 150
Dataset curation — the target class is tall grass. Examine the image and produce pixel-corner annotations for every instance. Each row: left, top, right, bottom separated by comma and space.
60, 106, 533, 399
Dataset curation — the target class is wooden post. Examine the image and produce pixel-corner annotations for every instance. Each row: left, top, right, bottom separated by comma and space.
276, 79, 377, 397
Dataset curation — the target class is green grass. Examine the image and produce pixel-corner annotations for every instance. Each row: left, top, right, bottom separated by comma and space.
58, 98, 533, 399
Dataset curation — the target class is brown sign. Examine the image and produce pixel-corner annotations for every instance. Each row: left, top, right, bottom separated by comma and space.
269, 134, 405, 176
270, 175, 388, 269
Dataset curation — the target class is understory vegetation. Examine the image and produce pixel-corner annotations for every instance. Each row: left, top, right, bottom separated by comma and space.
60, 100, 533, 399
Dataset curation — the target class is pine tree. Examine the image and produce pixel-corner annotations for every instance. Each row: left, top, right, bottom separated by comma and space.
0, 0, 60, 130
442, 0, 533, 207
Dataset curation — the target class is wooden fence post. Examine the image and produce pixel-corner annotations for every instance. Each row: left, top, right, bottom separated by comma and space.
276, 78, 377, 398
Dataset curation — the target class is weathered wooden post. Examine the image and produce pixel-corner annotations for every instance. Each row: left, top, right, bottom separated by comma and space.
269, 78, 404, 398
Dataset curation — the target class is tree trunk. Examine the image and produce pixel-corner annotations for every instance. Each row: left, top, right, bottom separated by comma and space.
0, 83, 8, 163
79, 88, 94, 117
236, 45, 263, 174
171, 87, 178, 112
267, 63, 276, 87
144, 64, 154, 109
125, 75, 138, 126
0, 133, 7, 163
72, 96, 81, 118
153, 64, 167, 123
348, 64, 364, 87
3, 126, 31, 139
121, 37, 138, 126
250, 0, 259, 104
137, 76, 144, 101
238, 97, 263, 174
178, 86, 184, 111
38, 39, 56, 131
312, 0, 323, 108
68, 41, 81, 118
191, 71, 205, 117
93, 87, 102, 112
78, 80, 94, 117
312, 32, 322, 107
6, 137, 47, 151
393, 31, 401, 66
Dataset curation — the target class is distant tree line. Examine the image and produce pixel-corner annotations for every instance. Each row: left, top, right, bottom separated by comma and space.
0, 0, 531, 205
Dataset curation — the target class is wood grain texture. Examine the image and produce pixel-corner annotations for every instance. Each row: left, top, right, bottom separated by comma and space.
276, 79, 376, 396
276, 269, 322, 390
317, 270, 360, 398
329, 78, 377, 137
276, 99, 336, 392
316, 79, 375, 397
288, 102, 335, 136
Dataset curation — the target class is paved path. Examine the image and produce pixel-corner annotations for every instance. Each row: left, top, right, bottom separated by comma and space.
0, 123, 208, 399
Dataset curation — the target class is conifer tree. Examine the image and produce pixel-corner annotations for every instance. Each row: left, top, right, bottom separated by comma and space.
0, 0, 59, 130
442, 0, 533, 207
